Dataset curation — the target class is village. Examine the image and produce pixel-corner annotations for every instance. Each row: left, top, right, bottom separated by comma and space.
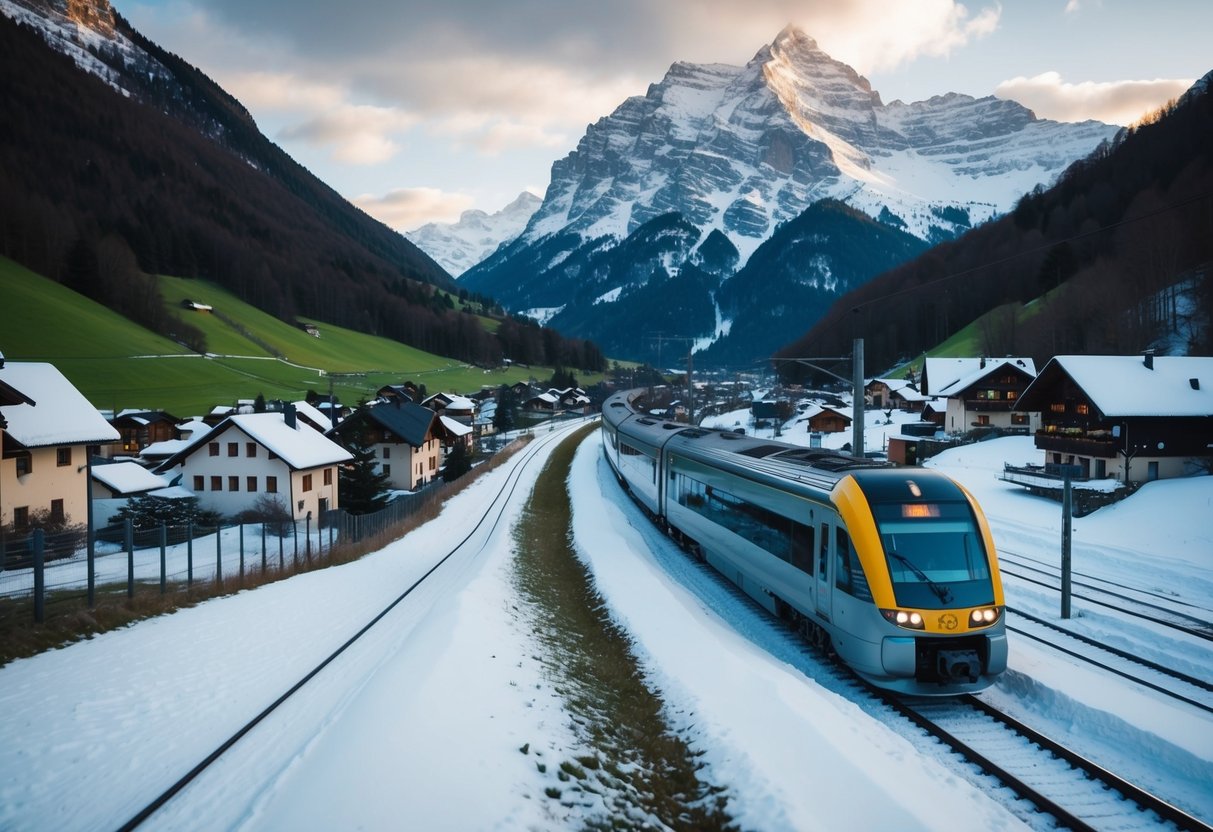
2, 349, 1209, 570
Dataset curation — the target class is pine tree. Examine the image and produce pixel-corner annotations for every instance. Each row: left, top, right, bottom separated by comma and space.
339, 433, 391, 514
442, 441, 471, 483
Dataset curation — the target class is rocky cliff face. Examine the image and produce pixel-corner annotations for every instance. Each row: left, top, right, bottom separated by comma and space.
515, 25, 1116, 262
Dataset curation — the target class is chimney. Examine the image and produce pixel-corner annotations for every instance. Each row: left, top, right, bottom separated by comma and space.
283, 402, 297, 429
1143, 349, 1154, 370
979, 356, 986, 369
1192, 378, 1201, 390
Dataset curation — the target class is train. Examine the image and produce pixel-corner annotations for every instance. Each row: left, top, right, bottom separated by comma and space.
600, 389, 1007, 695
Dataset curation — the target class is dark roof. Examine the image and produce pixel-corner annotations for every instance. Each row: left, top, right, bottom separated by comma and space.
342, 400, 436, 447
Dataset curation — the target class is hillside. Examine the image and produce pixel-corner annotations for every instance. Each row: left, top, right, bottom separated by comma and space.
0, 257, 578, 415
779, 71, 1213, 376
0, 3, 603, 374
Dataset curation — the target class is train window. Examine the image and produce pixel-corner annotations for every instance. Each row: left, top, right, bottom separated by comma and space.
674, 472, 812, 570
818, 524, 830, 578
834, 528, 872, 600
874, 502, 994, 609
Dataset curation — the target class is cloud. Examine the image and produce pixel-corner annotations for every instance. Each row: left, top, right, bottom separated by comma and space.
278, 105, 419, 165
351, 187, 476, 231
995, 71, 1194, 125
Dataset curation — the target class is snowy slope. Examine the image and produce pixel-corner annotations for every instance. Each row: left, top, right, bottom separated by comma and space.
406, 191, 542, 277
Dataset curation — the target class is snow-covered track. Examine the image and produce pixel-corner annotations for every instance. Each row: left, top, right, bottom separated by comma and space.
1008, 607, 1213, 704
114, 423, 587, 831
999, 554, 1213, 643
887, 694, 1213, 832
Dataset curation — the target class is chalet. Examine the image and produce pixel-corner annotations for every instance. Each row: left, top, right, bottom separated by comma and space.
439, 415, 474, 456
331, 400, 456, 491
106, 410, 181, 457
1013, 354, 1213, 483
523, 392, 559, 412
90, 461, 182, 526
866, 378, 930, 413
922, 357, 1039, 435
140, 418, 211, 467
0, 361, 119, 532
156, 406, 350, 520
549, 387, 591, 413
803, 404, 851, 434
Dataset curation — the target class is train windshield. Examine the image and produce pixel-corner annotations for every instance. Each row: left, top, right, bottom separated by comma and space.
873, 501, 994, 609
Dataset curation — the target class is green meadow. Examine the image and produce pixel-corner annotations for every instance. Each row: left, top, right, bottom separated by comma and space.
1, 257, 588, 415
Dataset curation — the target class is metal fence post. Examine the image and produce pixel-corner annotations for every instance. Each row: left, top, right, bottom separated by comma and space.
261, 523, 267, 573
187, 519, 194, 588
278, 526, 284, 570
305, 511, 312, 563
1061, 472, 1073, 619
125, 519, 134, 600
216, 523, 223, 590
32, 529, 45, 624
239, 523, 245, 579
293, 519, 299, 567
159, 522, 167, 594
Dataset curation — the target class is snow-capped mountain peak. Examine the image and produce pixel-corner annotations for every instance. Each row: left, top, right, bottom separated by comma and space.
406, 191, 542, 277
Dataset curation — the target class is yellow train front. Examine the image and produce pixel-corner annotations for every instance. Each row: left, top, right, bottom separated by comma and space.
829, 468, 1007, 695
601, 389, 1007, 696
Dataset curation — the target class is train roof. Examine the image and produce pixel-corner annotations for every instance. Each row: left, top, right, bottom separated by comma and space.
604, 388, 965, 503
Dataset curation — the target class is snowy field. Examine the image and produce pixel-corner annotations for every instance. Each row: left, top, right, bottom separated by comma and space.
1, 415, 1211, 830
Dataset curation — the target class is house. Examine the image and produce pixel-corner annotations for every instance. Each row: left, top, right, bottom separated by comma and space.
921, 357, 1039, 435
549, 387, 591, 413
1013, 354, 1213, 483
0, 361, 120, 532
439, 415, 474, 456
802, 404, 851, 434
139, 418, 211, 467
331, 400, 456, 491
423, 392, 476, 424
156, 405, 350, 520
106, 410, 181, 457
866, 378, 930, 413
90, 460, 182, 527
375, 383, 417, 404
523, 392, 559, 412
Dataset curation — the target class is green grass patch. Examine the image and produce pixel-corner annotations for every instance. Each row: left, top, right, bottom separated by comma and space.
512, 425, 735, 830
1, 257, 607, 413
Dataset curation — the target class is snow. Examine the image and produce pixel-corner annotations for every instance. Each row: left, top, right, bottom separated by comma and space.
91, 461, 169, 495
167, 412, 353, 471
1, 416, 1211, 829
0, 362, 119, 447
1040, 355, 1213, 416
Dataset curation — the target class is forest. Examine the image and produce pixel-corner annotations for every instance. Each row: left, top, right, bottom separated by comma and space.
0, 14, 604, 373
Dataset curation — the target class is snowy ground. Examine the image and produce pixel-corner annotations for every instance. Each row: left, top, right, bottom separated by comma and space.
1, 414, 1211, 830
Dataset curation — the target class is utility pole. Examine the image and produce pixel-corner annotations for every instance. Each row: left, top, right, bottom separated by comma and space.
770, 336, 865, 457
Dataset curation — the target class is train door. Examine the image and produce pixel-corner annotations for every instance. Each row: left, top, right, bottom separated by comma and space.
815, 521, 831, 620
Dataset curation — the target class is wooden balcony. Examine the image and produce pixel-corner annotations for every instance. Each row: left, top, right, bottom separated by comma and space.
1034, 429, 1117, 457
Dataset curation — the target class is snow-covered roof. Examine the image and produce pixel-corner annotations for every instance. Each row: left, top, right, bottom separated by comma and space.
291, 400, 333, 431
1030, 355, 1213, 417
0, 362, 119, 447
927, 357, 1036, 398
532, 393, 559, 404
159, 413, 351, 472
226, 414, 352, 468
177, 418, 211, 439
92, 462, 169, 495
437, 395, 475, 411
147, 485, 195, 500
439, 415, 473, 437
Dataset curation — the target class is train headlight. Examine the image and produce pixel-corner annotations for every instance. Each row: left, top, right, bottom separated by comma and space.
880, 609, 925, 630
969, 607, 1002, 627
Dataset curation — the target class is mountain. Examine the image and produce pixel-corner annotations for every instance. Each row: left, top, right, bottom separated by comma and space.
778, 71, 1213, 376
462, 25, 1118, 365
406, 192, 541, 277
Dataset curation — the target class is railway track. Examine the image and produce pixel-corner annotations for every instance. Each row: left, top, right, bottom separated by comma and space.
884, 693, 1213, 832
1007, 607, 1213, 712
998, 550, 1213, 642
115, 422, 587, 831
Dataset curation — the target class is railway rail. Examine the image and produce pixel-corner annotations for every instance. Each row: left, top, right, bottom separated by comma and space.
885, 694, 1213, 832
998, 550, 1213, 642
115, 422, 585, 831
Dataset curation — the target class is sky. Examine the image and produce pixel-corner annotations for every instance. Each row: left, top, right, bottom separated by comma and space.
117, 0, 1213, 232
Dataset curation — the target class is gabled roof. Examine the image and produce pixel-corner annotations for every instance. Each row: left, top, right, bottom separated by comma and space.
158, 412, 351, 472
0, 362, 118, 447
92, 462, 169, 495
291, 399, 333, 431
1019, 355, 1213, 418
343, 400, 438, 448
925, 357, 1036, 398
440, 415, 473, 437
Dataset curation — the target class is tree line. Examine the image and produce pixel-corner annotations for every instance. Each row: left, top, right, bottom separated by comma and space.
0, 14, 605, 373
